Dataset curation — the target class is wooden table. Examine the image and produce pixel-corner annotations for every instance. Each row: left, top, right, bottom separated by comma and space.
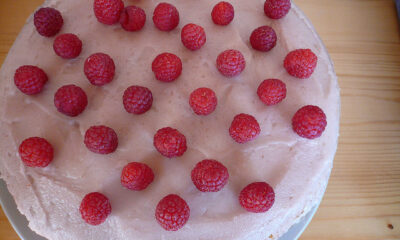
1, 0, 400, 239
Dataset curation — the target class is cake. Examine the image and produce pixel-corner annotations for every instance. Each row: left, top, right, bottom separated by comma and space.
0, 0, 340, 239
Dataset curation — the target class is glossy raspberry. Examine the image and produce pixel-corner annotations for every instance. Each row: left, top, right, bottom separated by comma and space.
14, 65, 48, 95
155, 194, 190, 231
211, 1, 234, 26
257, 79, 286, 106
181, 23, 206, 51
94, 0, 124, 25
79, 192, 111, 225
18, 137, 54, 168
229, 113, 260, 143
33, 7, 63, 37
84, 125, 118, 154
239, 182, 275, 213
152, 3, 179, 31
189, 87, 217, 116
264, 0, 291, 19
284, 49, 318, 79
152, 53, 182, 82
154, 127, 187, 158
250, 26, 277, 52
216, 49, 246, 77
84, 53, 115, 86
53, 33, 82, 59
123, 86, 153, 114
120, 6, 146, 31
121, 162, 154, 191
292, 105, 327, 139
54, 84, 88, 117
191, 159, 229, 192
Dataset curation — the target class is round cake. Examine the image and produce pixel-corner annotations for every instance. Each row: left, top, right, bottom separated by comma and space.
0, 0, 340, 239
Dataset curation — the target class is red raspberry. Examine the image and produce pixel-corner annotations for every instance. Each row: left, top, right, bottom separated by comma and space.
181, 23, 206, 51
14, 65, 48, 95
284, 49, 318, 79
211, 1, 234, 26
250, 26, 277, 52
152, 3, 180, 31
191, 159, 229, 192
229, 113, 260, 143
33, 7, 63, 37
239, 182, 275, 213
79, 192, 111, 225
84, 125, 118, 154
18, 137, 54, 168
292, 105, 327, 139
84, 53, 115, 86
264, 0, 291, 19
54, 84, 88, 117
53, 33, 82, 59
123, 86, 153, 114
155, 194, 190, 231
189, 88, 217, 116
152, 53, 182, 82
93, 0, 124, 25
121, 162, 154, 191
153, 127, 187, 158
120, 6, 146, 32
257, 79, 286, 106
216, 49, 246, 77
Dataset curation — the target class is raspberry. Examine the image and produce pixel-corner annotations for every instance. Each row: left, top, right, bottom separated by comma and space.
191, 159, 229, 192
216, 49, 246, 77
264, 0, 291, 19
153, 127, 187, 158
53, 33, 82, 59
155, 194, 190, 231
84, 125, 118, 154
33, 7, 63, 37
123, 86, 153, 114
284, 49, 318, 79
152, 53, 182, 82
211, 1, 234, 26
120, 6, 146, 32
292, 105, 327, 139
257, 79, 286, 106
84, 53, 115, 86
181, 23, 206, 51
121, 162, 154, 191
79, 192, 111, 225
239, 182, 275, 213
18, 137, 54, 168
153, 3, 180, 31
229, 113, 260, 143
94, 0, 124, 25
250, 26, 277, 52
189, 88, 217, 116
54, 84, 88, 117
14, 65, 48, 95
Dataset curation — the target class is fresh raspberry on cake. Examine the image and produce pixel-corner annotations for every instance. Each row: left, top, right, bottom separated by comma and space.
189, 87, 217, 115
181, 23, 206, 51
229, 113, 261, 143
123, 86, 153, 114
14, 65, 48, 95
152, 53, 182, 82
284, 49, 318, 79
257, 79, 287, 106
121, 162, 154, 191
54, 84, 88, 117
216, 49, 246, 77
264, 0, 291, 19
155, 194, 190, 231
191, 159, 229, 192
33, 7, 63, 37
250, 26, 277, 52
84, 125, 118, 154
154, 127, 187, 158
18, 137, 54, 168
211, 1, 234, 26
153, 2, 180, 31
84, 53, 115, 86
239, 182, 275, 213
79, 192, 111, 226
120, 6, 146, 31
292, 105, 327, 139
53, 33, 82, 59
93, 0, 124, 25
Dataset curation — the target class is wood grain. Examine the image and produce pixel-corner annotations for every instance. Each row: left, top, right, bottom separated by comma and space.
1, 0, 400, 239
